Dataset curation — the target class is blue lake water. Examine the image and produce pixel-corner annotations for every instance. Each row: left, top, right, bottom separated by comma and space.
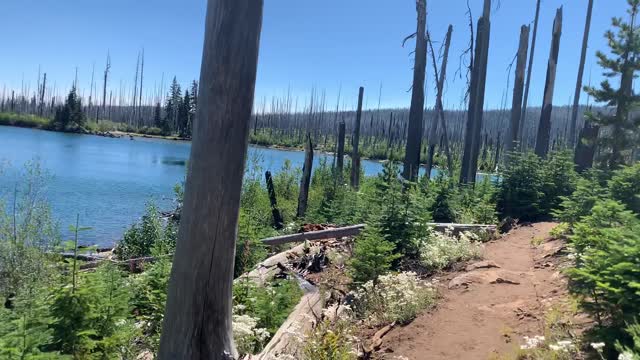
1, 126, 396, 247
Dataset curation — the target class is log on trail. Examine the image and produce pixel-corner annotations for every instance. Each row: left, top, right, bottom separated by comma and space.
427, 222, 497, 235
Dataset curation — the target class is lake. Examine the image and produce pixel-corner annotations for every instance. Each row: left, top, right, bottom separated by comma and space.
0, 126, 396, 247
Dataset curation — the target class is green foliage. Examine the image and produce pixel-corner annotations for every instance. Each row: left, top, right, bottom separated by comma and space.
428, 175, 456, 223
131, 251, 172, 352
349, 227, 399, 286
233, 278, 303, 336
567, 200, 640, 330
0, 112, 50, 129
553, 171, 606, 226
303, 317, 356, 360
498, 152, 544, 221
114, 203, 175, 260
52, 87, 86, 131
617, 323, 640, 360
584, 0, 640, 169
498, 151, 577, 221
609, 162, 640, 214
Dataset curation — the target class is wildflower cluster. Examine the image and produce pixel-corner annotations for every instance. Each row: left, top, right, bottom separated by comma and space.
232, 308, 270, 355
354, 272, 436, 326
418, 229, 482, 271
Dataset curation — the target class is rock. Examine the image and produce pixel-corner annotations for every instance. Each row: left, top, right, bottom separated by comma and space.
465, 260, 501, 271
449, 270, 525, 289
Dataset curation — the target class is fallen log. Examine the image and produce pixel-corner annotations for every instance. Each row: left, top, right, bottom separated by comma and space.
261, 224, 366, 246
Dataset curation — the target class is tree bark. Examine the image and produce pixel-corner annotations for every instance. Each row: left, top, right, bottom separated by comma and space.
506, 25, 530, 159
520, 0, 541, 147
265, 171, 284, 230
460, 0, 491, 185
336, 121, 346, 181
297, 133, 313, 218
425, 25, 453, 180
157, 0, 263, 358
535, 7, 563, 159
403, 0, 428, 181
569, 0, 594, 147
350, 87, 364, 189
574, 118, 599, 172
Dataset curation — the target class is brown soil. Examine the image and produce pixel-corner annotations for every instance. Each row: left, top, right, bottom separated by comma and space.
376, 222, 574, 360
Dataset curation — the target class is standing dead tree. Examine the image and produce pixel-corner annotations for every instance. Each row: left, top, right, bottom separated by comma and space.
506, 25, 530, 158
98, 52, 111, 121
520, 0, 541, 146
425, 25, 453, 179
336, 121, 346, 180
403, 0, 428, 181
297, 133, 313, 218
535, 7, 563, 159
157, 0, 263, 358
460, 0, 491, 185
350, 86, 364, 189
265, 171, 284, 229
569, 0, 594, 147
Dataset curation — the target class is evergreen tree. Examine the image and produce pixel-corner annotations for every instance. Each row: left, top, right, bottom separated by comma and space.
585, 0, 640, 169
164, 77, 182, 134
52, 86, 86, 131
178, 90, 192, 138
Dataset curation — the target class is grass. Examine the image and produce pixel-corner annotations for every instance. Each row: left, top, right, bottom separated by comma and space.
0, 112, 51, 129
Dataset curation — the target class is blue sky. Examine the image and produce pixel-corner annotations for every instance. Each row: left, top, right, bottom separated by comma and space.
0, 0, 628, 110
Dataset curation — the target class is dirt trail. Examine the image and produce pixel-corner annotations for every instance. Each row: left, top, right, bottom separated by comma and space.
378, 222, 569, 360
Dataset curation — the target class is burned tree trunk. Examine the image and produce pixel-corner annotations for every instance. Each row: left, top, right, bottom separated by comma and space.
520, 0, 541, 145
506, 25, 530, 159
350, 87, 364, 189
336, 121, 346, 180
98, 53, 111, 121
38, 73, 46, 116
403, 0, 428, 181
297, 133, 313, 218
460, 0, 491, 185
157, 0, 263, 358
535, 7, 563, 159
569, 0, 594, 147
265, 171, 284, 230
425, 25, 453, 180
574, 118, 599, 172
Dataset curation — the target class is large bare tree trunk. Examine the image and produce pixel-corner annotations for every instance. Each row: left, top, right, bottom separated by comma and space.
535, 7, 563, 159
98, 53, 110, 121
403, 0, 428, 181
158, 0, 263, 358
569, 0, 594, 147
350, 86, 364, 189
520, 0, 541, 147
506, 25, 530, 159
425, 25, 453, 180
297, 133, 313, 218
460, 0, 491, 185
336, 121, 346, 180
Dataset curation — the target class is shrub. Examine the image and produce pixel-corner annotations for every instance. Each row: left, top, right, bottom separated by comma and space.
303, 316, 356, 360
418, 230, 482, 271
115, 203, 175, 260
553, 171, 606, 226
428, 175, 456, 223
454, 179, 498, 224
617, 323, 640, 360
498, 152, 544, 221
567, 200, 640, 330
609, 162, 640, 214
539, 151, 578, 215
354, 272, 436, 326
349, 227, 399, 286
233, 278, 303, 337
232, 312, 270, 355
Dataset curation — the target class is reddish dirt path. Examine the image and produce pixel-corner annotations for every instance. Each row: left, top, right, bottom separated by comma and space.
377, 222, 569, 360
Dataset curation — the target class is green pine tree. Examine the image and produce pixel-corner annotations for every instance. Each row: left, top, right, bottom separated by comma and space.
585, 0, 640, 169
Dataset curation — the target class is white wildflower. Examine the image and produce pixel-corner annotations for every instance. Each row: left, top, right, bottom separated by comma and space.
590, 342, 605, 350
619, 352, 635, 360
521, 335, 545, 350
